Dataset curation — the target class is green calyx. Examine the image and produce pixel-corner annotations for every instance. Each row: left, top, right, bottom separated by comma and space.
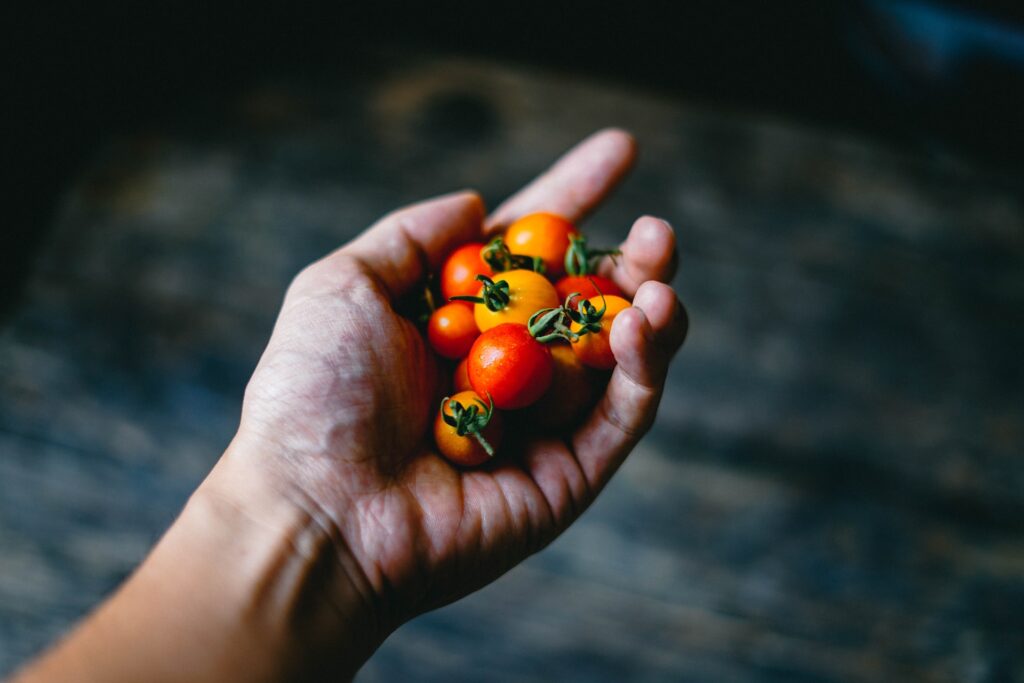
527, 306, 575, 343
564, 234, 621, 277
527, 288, 609, 344
450, 274, 511, 311
423, 283, 437, 314
440, 394, 497, 457
564, 290, 607, 336
483, 237, 545, 274
415, 276, 439, 325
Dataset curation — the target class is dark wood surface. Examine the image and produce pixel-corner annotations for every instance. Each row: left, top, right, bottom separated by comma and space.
2, 53, 1023, 682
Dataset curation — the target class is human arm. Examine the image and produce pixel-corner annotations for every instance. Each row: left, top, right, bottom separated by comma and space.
13, 129, 688, 682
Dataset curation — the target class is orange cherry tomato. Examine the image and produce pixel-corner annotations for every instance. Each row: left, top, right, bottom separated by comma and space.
504, 212, 578, 279
441, 242, 494, 300
570, 295, 632, 369
471, 269, 560, 333
526, 343, 601, 430
453, 357, 473, 393
434, 390, 503, 466
554, 275, 624, 309
468, 323, 553, 409
427, 302, 479, 359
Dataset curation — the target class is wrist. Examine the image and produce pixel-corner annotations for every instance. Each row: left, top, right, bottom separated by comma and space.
14, 438, 386, 683
188, 438, 387, 680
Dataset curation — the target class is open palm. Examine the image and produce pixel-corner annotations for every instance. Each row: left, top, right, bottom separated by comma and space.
231, 130, 688, 635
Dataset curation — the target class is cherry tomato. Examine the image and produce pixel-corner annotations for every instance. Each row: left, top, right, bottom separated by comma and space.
441, 242, 494, 300
526, 343, 601, 430
471, 269, 560, 333
468, 323, 553, 409
570, 295, 632, 370
434, 390, 503, 466
505, 213, 577, 279
453, 358, 473, 393
427, 302, 478, 359
554, 275, 624, 309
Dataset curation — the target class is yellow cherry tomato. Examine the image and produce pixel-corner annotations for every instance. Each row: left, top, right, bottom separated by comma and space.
434, 390, 503, 466
570, 295, 632, 369
473, 269, 560, 333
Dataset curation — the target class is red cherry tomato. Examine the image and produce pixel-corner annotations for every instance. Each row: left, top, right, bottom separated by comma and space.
427, 302, 478, 359
554, 275, 624, 309
434, 390, 503, 466
468, 323, 553, 409
525, 343, 601, 430
504, 213, 577, 279
570, 295, 632, 370
441, 242, 494, 300
453, 357, 473, 393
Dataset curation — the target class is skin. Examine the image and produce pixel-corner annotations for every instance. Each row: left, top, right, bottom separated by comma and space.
14, 128, 688, 682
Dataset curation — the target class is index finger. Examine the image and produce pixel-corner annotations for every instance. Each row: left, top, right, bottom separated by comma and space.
486, 128, 637, 232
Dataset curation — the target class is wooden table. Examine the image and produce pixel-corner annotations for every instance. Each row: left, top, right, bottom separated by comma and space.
2, 53, 1023, 681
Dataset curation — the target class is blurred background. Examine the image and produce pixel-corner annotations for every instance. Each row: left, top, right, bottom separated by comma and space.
3, 1, 1023, 681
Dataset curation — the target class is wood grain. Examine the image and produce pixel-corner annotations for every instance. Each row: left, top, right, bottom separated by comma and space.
2, 54, 1023, 681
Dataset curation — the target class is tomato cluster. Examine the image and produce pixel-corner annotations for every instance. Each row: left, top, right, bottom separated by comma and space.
423, 213, 632, 467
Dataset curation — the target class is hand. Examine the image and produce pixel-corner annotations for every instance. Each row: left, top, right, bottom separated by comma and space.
14, 129, 688, 683
226, 126, 686, 649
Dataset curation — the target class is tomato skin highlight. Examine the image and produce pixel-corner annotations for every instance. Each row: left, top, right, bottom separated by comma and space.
555, 275, 624, 309
526, 343, 600, 430
434, 390, 503, 466
504, 213, 577, 279
472, 269, 560, 333
427, 302, 479, 359
441, 243, 494, 300
452, 357, 472, 393
468, 323, 553, 409
571, 295, 632, 370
